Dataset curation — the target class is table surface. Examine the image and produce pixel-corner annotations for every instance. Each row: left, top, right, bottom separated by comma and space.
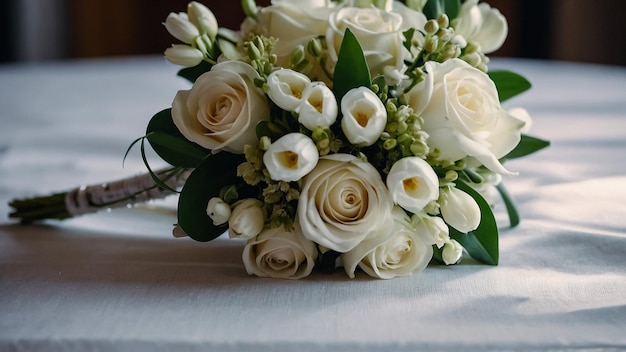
1, 56, 625, 352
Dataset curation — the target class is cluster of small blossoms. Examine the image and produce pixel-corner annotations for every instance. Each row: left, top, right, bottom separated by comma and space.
162, 2, 221, 67
242, 35, 278, 80
288, 37, 333, 82
236, 142, 301, 230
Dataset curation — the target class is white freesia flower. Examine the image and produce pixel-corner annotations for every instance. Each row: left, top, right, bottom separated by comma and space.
187, 1, 218, 39
340, 87, 387, 147
242, 224, 318, 279
342, 206, 433, 279
413, 214, 449, 248
297, 82, 338, 130
171, 61, 270, 154
298, 154, 394, 253
206, 197, 231, 225
386, 157, 439, 214
418, 59, 525, 174
454, 0, 508, 53
164, 44, 204, 67
442, 239, 463, 265
263, 133, 319, 182
440, 186, 481, 233
327, 6, 404, 76
228, 199, 265, 240
163, 12, 199, 44
266, 69, 312, 111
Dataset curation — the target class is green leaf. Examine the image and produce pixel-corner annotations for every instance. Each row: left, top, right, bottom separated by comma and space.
146, 109, 210, 168
333, 28, 371, 103
496, 183, 520, 228
177, 60, 213, 83
503, 134, 550, 160
488, 70, 532, 102
450, 180, 499, 265
423, 0, 461, 20
402, 28, 416, 52
177, 152, 245, 242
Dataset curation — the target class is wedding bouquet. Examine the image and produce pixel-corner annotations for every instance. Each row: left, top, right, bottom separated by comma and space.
10, 0, 549, 279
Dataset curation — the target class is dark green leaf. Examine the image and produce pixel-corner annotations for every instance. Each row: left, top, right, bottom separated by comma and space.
431, 244, 444, 264
333, 28, 371, 103
146, 109, 210, 168
423, 0, 461, 20
450, 180, 499, 265
402, 28, 416, 52
503, 134, 550, 160
140, 138, 178, 193
496, 183, 520, 228
178, 152, 245, 242
488, 70, 531, 102
177, 60, 213, 83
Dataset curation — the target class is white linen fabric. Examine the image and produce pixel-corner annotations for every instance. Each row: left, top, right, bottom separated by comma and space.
0, 57, 625, 352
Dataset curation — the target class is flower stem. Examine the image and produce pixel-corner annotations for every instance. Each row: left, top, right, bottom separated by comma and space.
9, 168, 189, 224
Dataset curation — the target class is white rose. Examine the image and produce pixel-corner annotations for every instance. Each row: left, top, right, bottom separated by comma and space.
442, 239, 463, 265
298, 153, 394, 253
342, 206, 433, 279
418, 59, 525, 174
254, 1, 332, 59
242, 224, 318, 280
327, 6, 404, 76
413, 213, 449, 248
228, 199, 265, 240
266, 69, 312, 111
297, 82, 338, 130
340, 87, 387, 147
206, 197, 231, 225
263, 133, 319, 182
386, 157, 439, 214
172, 61, 270, 154
453, 0, 508, 53
163, 12, 199, 44
440, 186, 481, 233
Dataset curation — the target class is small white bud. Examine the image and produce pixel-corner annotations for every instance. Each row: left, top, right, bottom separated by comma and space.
163, 12, 200, 44
206, 197, 231, 226
187, 1, 218, 39
164, 44, 203, 67
442, 239, 463, 265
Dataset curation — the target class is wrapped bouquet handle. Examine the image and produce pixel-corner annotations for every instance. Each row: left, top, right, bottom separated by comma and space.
9, 168, 189, 224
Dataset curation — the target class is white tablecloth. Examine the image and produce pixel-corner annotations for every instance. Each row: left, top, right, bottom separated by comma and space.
1, 57, 625, 352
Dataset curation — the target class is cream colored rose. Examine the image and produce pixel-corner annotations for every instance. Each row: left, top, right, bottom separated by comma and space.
326, 6, 404, 76
242, 224, 318, 280
254, 1, 333, 59
171, 61, 270, 154
298, 153, 394, 253
453, 0, 508, 53
342, 206, 433, 279
418, 59, 525, 174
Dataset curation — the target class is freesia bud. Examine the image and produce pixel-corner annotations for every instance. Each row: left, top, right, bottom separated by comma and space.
164, 44, 203, 66
263, 133, 319, 182
163, 12, 199, 44
266, 69, 312, 111
229, 199, 265, 240
413, 214, 449, 248
442, 239, 463, 265
440, 186, 481, 233
297, 82, 338, 131
206, 197, 231, 226
340, 87, 387, 147
386, 157, 439, 214
187, 1, 218, 39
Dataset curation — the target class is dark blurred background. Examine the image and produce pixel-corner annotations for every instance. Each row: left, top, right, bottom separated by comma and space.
1, 0, 625, 65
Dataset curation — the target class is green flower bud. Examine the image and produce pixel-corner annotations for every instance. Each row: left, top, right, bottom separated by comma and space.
424, 19, 439, 34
